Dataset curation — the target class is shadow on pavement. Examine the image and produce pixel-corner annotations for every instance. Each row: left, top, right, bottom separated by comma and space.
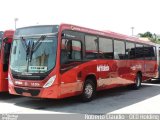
0, 92, 22, 100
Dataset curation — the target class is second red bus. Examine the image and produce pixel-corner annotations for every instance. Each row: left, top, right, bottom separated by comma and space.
0, 30, 14, 92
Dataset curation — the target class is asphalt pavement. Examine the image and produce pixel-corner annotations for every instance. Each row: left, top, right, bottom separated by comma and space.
0, 81, 160, 114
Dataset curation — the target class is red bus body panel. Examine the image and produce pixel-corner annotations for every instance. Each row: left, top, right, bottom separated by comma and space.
8, 24, 157, 98
0, 30, 14, 92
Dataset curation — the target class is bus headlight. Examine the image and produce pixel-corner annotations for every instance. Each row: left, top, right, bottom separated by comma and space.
43, 75, 56, 88
8, 74, 13, 85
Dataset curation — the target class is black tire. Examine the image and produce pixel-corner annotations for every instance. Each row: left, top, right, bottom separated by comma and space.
81, 79, 96, 102
131, 73, 142, 89
147, 79, 152, 83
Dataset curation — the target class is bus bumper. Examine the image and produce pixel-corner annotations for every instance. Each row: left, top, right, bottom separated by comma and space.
9, 84, 61, 99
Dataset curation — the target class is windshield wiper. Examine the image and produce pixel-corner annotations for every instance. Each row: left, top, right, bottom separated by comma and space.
20, 35, 46, 62
26, 41, 31, 61
32, 35, 46, 51
29, 35, 46, 62
20, 37, 30, 61
29, 41, 34, 62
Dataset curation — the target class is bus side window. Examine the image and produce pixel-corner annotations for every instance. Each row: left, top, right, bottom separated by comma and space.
0, 40, 2, 57
85, 35, 98, 59
135, 44, 144, 60
126, 42, 135, 59
99, 37, 113, 59
61, 39, 82, 65
0, 40, 2, 51
0, 32, 3, 56
61, 39, 69, 64
3, 43, 11, 71
114, 40, 125, 60
71, 41, 82, 60
152, 46, 156, 60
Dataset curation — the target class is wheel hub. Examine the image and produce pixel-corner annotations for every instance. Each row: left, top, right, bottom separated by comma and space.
84, 84, 93, 98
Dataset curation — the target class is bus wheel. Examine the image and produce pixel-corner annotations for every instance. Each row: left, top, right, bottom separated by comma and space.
132, 73, 142, 89
81, 79, 96, 102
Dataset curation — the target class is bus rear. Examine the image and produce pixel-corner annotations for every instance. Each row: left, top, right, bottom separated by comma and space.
0, 30, 14, 92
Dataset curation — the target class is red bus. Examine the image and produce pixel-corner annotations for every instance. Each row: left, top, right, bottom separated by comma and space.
0, 30, 14, 92
8, 24, 157, 101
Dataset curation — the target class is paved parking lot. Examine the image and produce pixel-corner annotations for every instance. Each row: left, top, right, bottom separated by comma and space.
0, 81, 160, 114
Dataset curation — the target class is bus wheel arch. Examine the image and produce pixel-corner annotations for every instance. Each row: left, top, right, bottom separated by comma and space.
85, 75, 97, 89
80, 74, 97, 102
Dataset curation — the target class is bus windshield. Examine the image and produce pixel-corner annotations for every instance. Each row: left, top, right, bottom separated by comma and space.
10, 35, 57, 74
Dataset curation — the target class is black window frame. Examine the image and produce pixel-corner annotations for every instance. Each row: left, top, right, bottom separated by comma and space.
60, 29, 157, 61
125, 41, 136, 60
84, 34, 98, 60
60, 30, 84, 66
152, 46, 157, 60
135, 43, 144, 60
98, 37, 114, 59
113, 39, 126, 60
60, 38, 83, 64
143, 44, 156, 60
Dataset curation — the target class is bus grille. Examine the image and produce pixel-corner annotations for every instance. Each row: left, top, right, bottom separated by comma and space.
12, 74, 46, 80
14, 87, 40, 96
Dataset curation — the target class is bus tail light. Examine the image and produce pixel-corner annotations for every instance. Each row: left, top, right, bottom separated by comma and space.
43, 75, 56, 88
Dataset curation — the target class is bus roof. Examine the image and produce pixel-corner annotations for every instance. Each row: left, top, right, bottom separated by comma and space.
3, 30, 14, 38
15, 24, 157, 46
59, 23, 157, 46
15, 25, 59, 36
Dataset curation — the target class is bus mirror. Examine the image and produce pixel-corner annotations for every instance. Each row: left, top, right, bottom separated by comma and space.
3, 37, 8, 43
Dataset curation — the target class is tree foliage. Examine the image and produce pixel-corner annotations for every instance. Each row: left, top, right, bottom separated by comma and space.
139, 31, 152, 38
138, 31, 160, 43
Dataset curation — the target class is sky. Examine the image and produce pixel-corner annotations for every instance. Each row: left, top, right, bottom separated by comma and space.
0, 0, 160, 36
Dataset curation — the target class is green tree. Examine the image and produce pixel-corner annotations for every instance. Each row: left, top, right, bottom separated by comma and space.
139, 31, 153, 38
138, 31, 159, 43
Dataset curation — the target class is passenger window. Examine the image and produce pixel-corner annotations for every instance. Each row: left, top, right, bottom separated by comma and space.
3, 43, 11, 71
114, 40, 125, 59
99, 37, 113, 59
126, 42, 135, 59
144, 45, 156, 60
61, 39, 82, 65
71, 41, 82, 60
135, 44, 144, 59
0, 32, 3, 51
153, 46, 157, 60
85, 35, 98, 59
0, 40, 2, 51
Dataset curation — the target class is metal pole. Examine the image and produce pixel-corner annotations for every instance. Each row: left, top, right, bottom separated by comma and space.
14, 18, 18, 30
15, 20, 16, 29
